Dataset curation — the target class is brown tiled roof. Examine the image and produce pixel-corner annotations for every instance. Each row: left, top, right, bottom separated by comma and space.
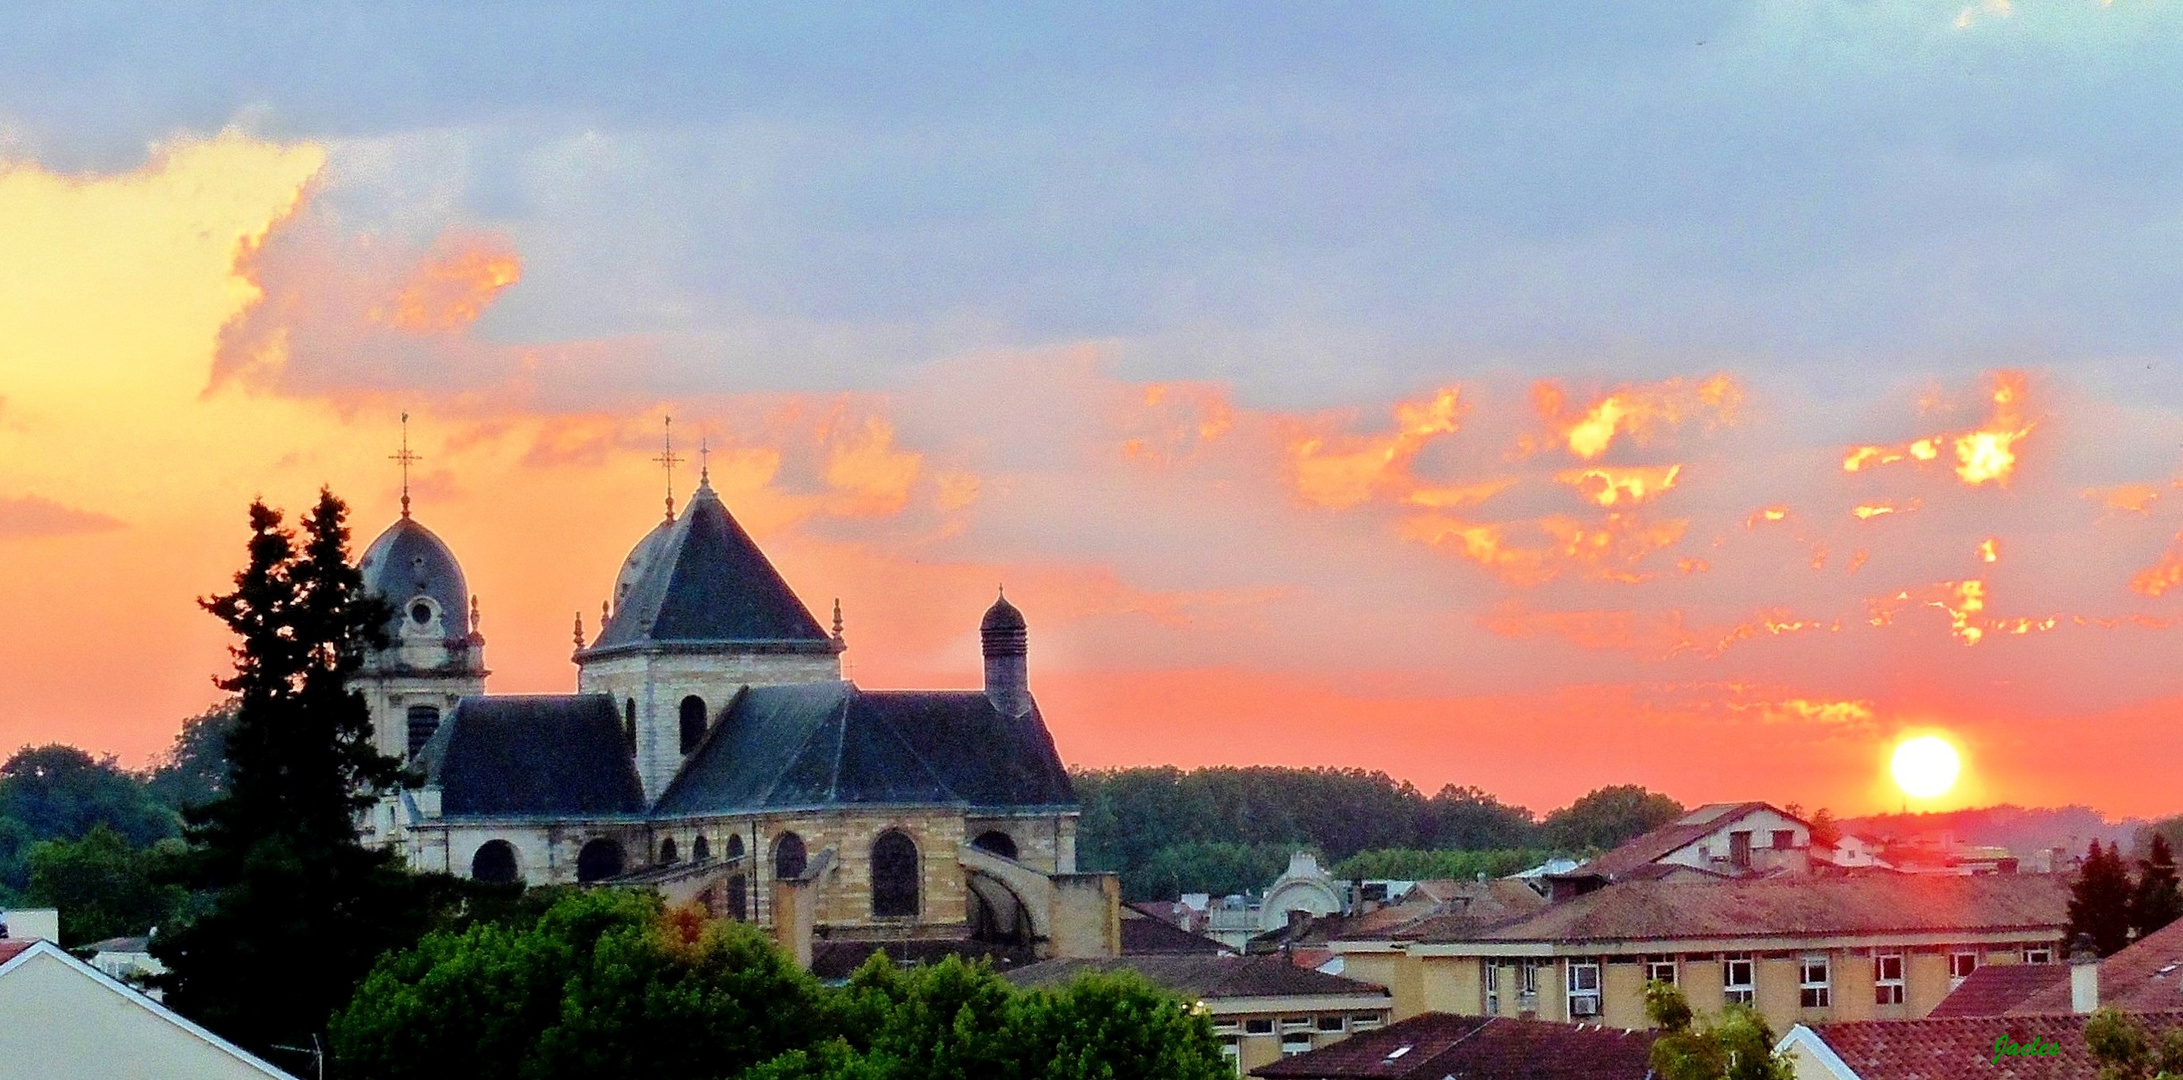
2011, 917, 2183, 1016
1581, 801, 1779, 880
0, 940, 31, 965
1251, 1012, 1656, 1080
1122, 904, 1235, 956
1393, 873, 2068, 946
1926, 964, 2069, 1018
1806, 1010, 2183, 1080
1328, 879, 1548, 944
1003, 954, 1388, 1001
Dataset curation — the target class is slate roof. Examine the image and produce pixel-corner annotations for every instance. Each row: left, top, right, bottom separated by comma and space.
1925, 963, 2069, 1018
588, 480, 835, 655
1251, 1013, 1658, 1080
1801, 1010, 2183, 1080
1581, 801, 1783, 880
419, 695, 646, 817
653, 681, 1076, 815
1004, 954, 1388, 1001
358, 514, 471, 648
1123, 904, 1235, 956
1389, 873, 2069, 946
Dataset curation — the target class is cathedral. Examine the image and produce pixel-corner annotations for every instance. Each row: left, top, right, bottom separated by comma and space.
351, 451, 1120, 963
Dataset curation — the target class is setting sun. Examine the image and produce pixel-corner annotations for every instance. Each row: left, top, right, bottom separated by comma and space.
1890, 734, 1962, 800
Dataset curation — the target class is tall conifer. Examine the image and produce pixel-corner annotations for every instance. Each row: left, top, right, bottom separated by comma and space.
2134, 834, 2183, 941
2070, 840, 2137, 958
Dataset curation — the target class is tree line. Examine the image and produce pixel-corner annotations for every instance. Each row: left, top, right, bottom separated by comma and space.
1071, 766, 1687, 900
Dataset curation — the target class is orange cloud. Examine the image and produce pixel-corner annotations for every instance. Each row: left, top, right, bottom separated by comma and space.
2087, 483, 2160, 515
369, 235, 521, 333
1558, 464, 1683, 507
1286, 386, 1465, 508
1532, 374, 1742, 460
822, 415, 922, 517
2132, 533, 2183, 597
1842, 371, 2034, 486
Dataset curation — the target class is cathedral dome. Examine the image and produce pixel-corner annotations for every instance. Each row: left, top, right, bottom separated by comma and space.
980, 593, 1026, 634
612, 516, 675, 610
359, 515, 471, 645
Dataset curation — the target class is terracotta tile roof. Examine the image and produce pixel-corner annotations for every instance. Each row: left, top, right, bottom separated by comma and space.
1251, 1012, 1657, 1079
1391, 872, 2068, 946
1122, 904, 1234, 956
1581, 801, 1778, 880
1327, 879, 1547, 943
1926, 964, 2069, 1018
1003, 954, 1388, 1001
2010, 917, 2183, 1016
0, 940, 31, 964
1805, 1010, 2183, 1080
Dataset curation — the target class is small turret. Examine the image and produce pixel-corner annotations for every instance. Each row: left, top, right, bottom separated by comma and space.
981, 589, 1031, 718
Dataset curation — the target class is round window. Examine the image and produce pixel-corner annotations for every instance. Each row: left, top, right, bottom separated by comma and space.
410, 601, 433, 625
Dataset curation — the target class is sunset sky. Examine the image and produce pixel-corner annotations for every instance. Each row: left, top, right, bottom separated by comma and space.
7, 4, 2183, 818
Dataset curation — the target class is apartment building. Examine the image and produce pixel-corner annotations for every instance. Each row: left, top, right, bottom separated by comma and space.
1330, 873, 2069, 1035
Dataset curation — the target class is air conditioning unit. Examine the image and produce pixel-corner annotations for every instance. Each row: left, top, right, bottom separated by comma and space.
1570, 996, 1601, 1017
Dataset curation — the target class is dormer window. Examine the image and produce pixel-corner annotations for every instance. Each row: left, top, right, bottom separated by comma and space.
410, 601, 434, 625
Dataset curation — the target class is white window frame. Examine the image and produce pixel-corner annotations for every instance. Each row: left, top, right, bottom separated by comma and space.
1280, 1032, 1314, 1057
1566, 959, 1603, 1018
1873, 951, 1905, 1006
1349, 1013, 1383, 1031
1315, 1014, 1346, 1034
1218, 1037, 1241, 1078
1646, 955, 1678, 986
1723, 953, 1755, 1005
1800, 954, 1832, 1009
1279, 1016, 1312, 1034
2024, 945, 2054, 964
1484, 961, 1500, 1014
1518, 959, 1540, 1008
1244, 1018, 1274, 1036
1949, 951, 1980, 988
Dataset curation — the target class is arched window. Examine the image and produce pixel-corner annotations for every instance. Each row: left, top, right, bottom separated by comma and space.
726, 834, 745, 860
406, 705, 442, 758
971, 830, 1018, 860
623, 698, 638, 754
774, 832, 807, 880
576, 838, 625, 883
659, 837, 679, 864
726, 874, 748, 921
679, 695, 707, 754
470, 839, 519, 883
692, 835, 711, 862
872, 829, 920, 918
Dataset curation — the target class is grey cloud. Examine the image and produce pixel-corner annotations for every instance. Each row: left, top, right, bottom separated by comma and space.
0, 495, 124, 538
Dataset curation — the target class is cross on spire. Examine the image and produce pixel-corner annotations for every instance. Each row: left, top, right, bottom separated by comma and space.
654, 416, 684, 521
698, 437, 711, 487
390, 412, 423, 518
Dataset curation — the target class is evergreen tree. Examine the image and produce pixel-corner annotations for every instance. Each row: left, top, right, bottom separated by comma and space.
153, 492, 423, 1058
2134, 834, 2183, 941
2070, 840, 2137, 958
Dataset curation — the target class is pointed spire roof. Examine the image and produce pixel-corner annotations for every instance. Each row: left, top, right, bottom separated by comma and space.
587, 478, 835, 656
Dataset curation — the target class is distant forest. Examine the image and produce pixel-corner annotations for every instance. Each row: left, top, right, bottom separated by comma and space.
1072, 766, 1688, 901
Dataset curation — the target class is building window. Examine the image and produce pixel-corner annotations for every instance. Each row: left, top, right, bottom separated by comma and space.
693, 835, 711, 861
971, 830, 1019, 859
1729, 830, 1753, 869
725, 873, 747, 921
1484, 961, 1500, 1014
1773, 829, 1796, 850
576, 838, 625, 883
470, 839, 518, 883
658, 837, 679, 865
1209, 1019, 1240, 1035
1646, 955, 1678, 986
1567, 959, 1602, 1018
1316, 1015, 1345, 1033
1874, 951, 1905, 1005
623, 699, 637, 754
726, 833, 745, 860
405, 705, 442, 758
1800, 955, 1832, 1009
1518, 960, 1540, 1008
872, 829, 920, 917
1218, 1037, 1241, 1077
774, 832, 807, 879
1949, 951, 1980, 988
1281, 1033, 1314, 1057
678, 695, 707, 754
1723, 953, 1755, 1005
1349, 1013, 1383, 1031
1279, 1016, 1312, 1033
2024, 945, 2054, 964
1244, 1019, 1274, 1035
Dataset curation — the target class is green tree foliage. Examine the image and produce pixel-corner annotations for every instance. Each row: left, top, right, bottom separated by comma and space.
2134, 834, 2183, 942
2085, 1008, 2183, 1080
23, 825, 187, 945
1645, 981, 1793, 1080
1138, 842, 1295, 900
154, 491, 426, 1056
1542, 784, 1685, 854
2072, 841, 2138, 958
1331, 848, 1550, 882
0, 744, 178, 895
1073, 766, 1542, 899
146, 702, 238, 814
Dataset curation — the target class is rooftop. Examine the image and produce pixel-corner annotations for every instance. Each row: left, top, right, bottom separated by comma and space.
1251, 1012, 1657, 1080
1004, 954, 1387, 1002
587, 480, 835, 656
1580, 801, 1786, 880
1796, 1010, 2183, 1080
1941, 916, 2183, 1017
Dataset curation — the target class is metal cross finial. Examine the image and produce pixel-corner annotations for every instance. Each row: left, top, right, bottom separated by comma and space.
390, 412, 423, 518
654, 416, 683, 521
698, 437, 711, 487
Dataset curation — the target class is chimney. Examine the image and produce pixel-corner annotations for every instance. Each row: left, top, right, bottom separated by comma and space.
981, 592, 1032, 718
2070, 933, 2100, 1014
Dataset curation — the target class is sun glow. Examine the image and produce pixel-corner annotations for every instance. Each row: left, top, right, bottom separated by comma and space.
1890, 735, 1962, 800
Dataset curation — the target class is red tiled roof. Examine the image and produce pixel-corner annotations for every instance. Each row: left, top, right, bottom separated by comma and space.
1926, 964, 2068, 1018
1251, 1012, 1656, 1080
1121, 904, 1234, 956
2011, 917, 2183, 1016
1581, 801, 1781, 880
1393, 871, 2068, 946
0, 940, 32, 965
1807, 1010, 2183, 1080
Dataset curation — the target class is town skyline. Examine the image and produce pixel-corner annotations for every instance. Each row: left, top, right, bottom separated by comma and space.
10, 5, 2183, 817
